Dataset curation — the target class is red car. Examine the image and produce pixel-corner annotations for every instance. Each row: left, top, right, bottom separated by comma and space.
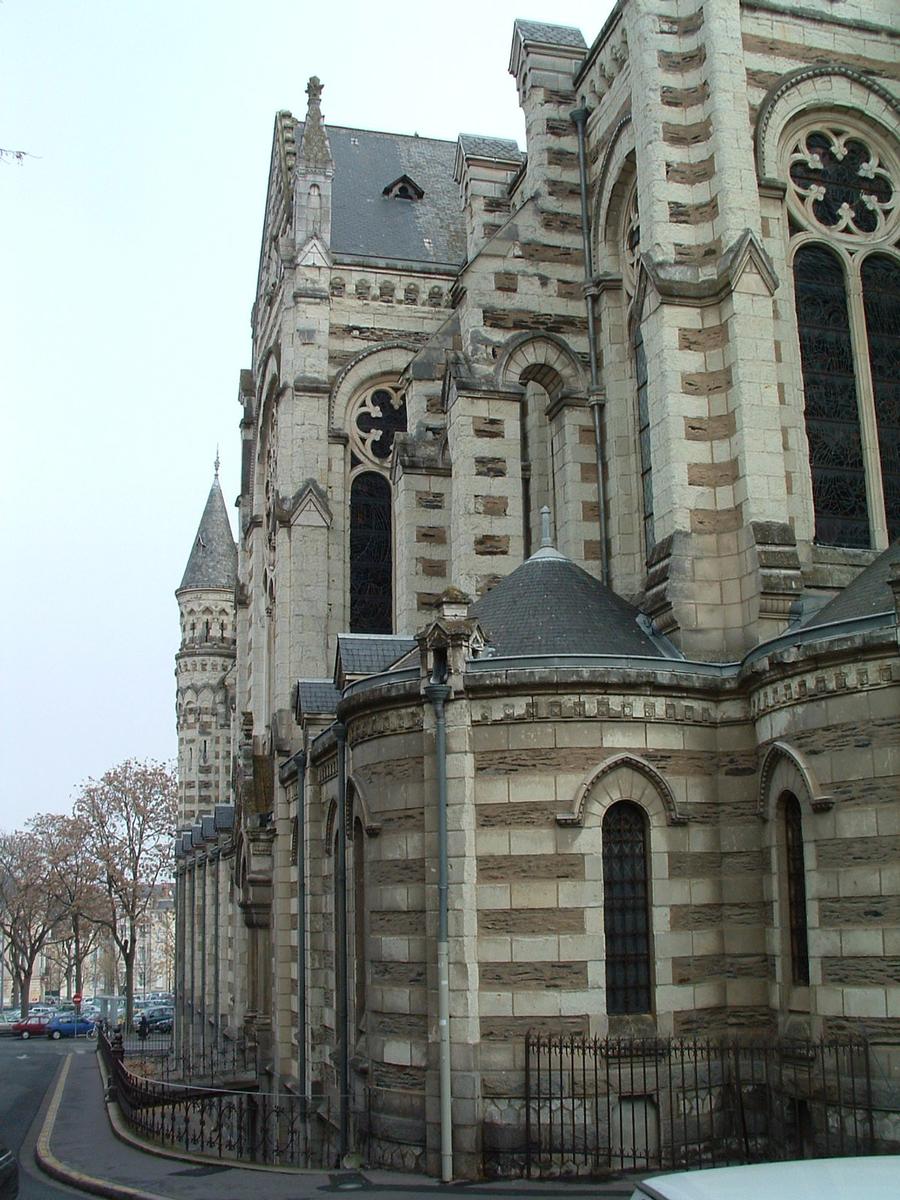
12, 1015, 50, 1039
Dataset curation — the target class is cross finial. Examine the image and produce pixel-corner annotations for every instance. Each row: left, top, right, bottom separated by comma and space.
214, 446, 220, 478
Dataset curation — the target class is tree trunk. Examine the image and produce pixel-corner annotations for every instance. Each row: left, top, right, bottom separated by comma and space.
19, 967, 32, 1017
74, 917, 83, 998
123, 933, 136, 1030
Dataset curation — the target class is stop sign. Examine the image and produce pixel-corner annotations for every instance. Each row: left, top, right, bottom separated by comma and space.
73, 992, 82, 1004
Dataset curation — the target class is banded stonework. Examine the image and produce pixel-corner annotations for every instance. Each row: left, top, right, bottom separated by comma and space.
175, 2, 900, 1182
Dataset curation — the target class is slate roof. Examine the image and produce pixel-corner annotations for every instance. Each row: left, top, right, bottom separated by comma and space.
513, 19, 587, 49
179, 477, 237, 591
458, 134, 523, 163
316, 124, 466, 268
470, 547, 667, 659
335, 634, 417, 679
801, 539, 900, 628
296, 678, 341, 717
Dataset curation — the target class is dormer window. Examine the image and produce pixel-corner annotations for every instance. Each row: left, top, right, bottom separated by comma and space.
383, 174, 424, 201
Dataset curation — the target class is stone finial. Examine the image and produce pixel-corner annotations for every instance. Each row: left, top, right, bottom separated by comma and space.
300, 75, 331, 171
540, 506, 554, 549
438, 586, 472, 621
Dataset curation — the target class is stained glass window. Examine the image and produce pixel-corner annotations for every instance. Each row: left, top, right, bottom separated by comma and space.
861, 254, 900, 543
603, 801, 652, 1015
634, 329, 654, 557
788, 127, 894, 240
792, 245, 869, 548
783, 793, 809, 988
349, 472, 392, 633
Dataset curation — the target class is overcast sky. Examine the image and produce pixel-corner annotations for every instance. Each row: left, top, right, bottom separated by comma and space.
0, 0, 613, 832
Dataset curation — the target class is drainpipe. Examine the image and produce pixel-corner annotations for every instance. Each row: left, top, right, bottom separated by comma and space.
175, 867, 184, 1061
213, 849, 221, 1052
425, 653, 452, 1184
279, 747, 309, 1154
334, 723, 350, 1161
571, 104, 609, 586
200, 855, 207, 1061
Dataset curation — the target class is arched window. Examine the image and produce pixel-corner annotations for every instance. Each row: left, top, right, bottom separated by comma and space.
602, 801, 652, 1015
347, 383, 407, 632
621, 180, 655, 560
782, 792, 810, 987
519, 378, 557, 557
786, 121, 899, 549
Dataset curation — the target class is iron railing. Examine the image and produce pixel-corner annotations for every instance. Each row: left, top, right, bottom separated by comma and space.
493, 1035, 876, 1179
99, 1028, 308, 1167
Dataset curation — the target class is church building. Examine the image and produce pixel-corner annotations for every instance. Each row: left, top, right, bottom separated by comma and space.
174, 0, 900, 1179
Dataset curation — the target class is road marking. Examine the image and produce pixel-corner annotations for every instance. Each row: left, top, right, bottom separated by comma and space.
35, 1053, 171, 1200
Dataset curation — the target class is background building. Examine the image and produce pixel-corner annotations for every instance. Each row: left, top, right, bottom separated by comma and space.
175, 0, 899, 1178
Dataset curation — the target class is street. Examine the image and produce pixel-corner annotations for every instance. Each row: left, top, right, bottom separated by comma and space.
0, 1036, 95, 1199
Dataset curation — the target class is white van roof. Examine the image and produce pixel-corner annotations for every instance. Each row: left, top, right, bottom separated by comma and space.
633, 1156, 898, 1200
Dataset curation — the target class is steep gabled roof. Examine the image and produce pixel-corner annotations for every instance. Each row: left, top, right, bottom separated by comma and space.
179, 476, 237, 592
334, 633, 417, 687
323, 125, 466, 267
470, 545, 670, 659
801, 539, 900, 629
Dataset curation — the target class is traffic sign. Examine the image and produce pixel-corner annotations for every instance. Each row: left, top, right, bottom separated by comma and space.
73, 992, 82, 1004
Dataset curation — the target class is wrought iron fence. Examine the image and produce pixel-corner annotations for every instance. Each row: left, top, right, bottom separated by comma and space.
498, 1035, 876, 1179
99, 1029, 308, 1167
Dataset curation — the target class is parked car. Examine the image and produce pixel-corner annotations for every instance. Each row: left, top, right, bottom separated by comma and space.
629, 1156, 899, 1200
132, 1005, 173, 1031
45, 1014, 96, 1040
0, 1013, 17, 1037
12, 1015, 50, 1039
0, 1137, 18, 1200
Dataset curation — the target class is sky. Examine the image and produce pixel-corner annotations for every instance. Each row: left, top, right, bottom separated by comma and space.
0, 0, 614, 832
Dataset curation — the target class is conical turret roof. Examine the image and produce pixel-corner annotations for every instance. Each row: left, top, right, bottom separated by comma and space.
179, 476, 237, 591
470, 542, 670, 660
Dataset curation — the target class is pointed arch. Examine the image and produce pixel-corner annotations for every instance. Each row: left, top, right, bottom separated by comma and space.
591, 115, 635, 275
329, 342, 419, 429
347, 773, 382, 836
758, 741, 834, 819
755, 64, 900, 183
558, 752, 687, 828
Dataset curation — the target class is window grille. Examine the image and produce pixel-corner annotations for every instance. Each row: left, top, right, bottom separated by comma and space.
603, 801, 652, 1014
783, 793, 810, 987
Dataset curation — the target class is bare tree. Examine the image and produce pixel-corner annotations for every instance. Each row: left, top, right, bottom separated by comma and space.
29, 811, 105, 1000
0, 831, 61, 1016
75, 760, 176, 1028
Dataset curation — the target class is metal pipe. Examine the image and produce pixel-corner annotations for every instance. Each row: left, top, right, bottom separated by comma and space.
213, 850, 221, 1051
334, 723, 350, 1161
425, 673, 453, 1184
571, 104, 609, 586
174, 868, 184, 1061
280, 748, 309, 1148
200, 855, 207, 1060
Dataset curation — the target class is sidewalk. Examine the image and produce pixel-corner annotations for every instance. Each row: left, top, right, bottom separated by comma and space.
34, 1049, 642, 1200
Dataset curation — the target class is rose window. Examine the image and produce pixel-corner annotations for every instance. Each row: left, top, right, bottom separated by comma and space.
788, 127, 895, 239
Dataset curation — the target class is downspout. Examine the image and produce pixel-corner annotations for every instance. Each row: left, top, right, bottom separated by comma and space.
175, 867, 184, 1061
213, 849, 221, 1051
424, 653, 452, 1184
571, 104, 609, 586
334, 723, 350, 1162
279, 746, 309, 1156
200, 855, 207, 1060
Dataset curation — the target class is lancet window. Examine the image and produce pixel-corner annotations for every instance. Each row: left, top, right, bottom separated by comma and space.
602, 800, 652, 1015
347, 383, 407, 633
787, 120, 899, 549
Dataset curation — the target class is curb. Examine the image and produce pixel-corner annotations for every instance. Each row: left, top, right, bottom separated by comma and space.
34, 1053, 171, 1200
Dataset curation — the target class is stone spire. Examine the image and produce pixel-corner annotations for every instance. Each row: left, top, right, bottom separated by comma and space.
179, 474, 238, 592
298, 75, 333, 171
